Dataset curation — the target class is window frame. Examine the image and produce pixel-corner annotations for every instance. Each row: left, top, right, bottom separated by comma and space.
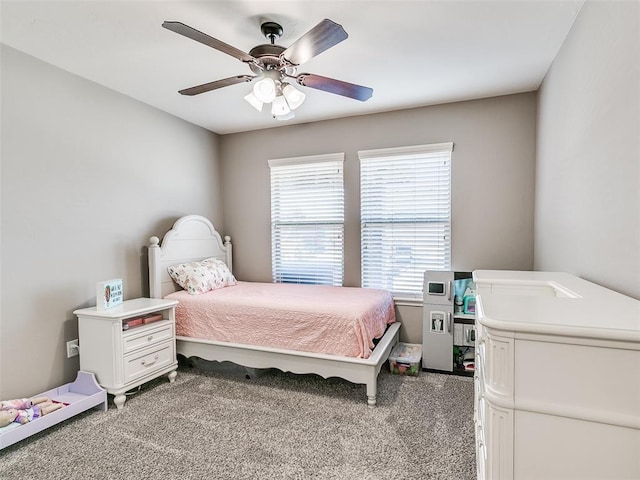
269, 152, 345, 286
359, 142, 453, 298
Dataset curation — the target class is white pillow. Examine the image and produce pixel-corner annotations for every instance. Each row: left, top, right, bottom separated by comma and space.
168, 258, 236, 295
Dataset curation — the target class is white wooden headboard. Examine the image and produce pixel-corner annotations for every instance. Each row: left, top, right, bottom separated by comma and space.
148, 215, 232, 298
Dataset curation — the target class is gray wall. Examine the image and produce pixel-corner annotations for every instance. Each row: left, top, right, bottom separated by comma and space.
0, 45, 222, 398
3, 0, 637, 402
535, 1, 640, 299
220, 93, 538, 343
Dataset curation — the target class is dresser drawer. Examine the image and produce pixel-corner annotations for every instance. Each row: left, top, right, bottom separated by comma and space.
476, 345, 485, 389
476, 436, 486, 480
475, 395, 487, 478
474, 373, 483, 423
123, 341, 175, 384
477, 396, 486, 430
122, 321, 173, 353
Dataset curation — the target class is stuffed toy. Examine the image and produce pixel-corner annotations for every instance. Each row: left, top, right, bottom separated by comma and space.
0, 398, 33, 410
0, 409, 18, 428
0, 396, 64, 426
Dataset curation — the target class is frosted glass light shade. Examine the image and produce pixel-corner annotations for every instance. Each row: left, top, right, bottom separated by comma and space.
271, 95, 291, 116
253, 78, 276, 103
282, 84, 306, 110
244, 92, 263, 112
275, 111, 295, 121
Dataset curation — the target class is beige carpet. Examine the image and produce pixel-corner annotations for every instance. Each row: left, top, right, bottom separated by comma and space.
0, 362, 476, 479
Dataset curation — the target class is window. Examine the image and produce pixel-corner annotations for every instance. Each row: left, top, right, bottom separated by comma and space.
269, 153, 344, 285
359, 142, 452, 298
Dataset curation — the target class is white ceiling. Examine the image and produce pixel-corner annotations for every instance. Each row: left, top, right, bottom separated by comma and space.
1, 1, 583, 135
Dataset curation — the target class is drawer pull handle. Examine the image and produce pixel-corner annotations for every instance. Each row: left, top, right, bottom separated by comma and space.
467, 328, 476, 342
147, 336, 154, 341
141, 354, 159, 367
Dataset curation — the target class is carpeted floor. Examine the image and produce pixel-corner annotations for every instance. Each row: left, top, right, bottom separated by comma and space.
0, 361, 476, 480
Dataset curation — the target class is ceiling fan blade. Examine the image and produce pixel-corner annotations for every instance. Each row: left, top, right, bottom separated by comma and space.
179, 75, 255, 96
282, 19, 348, 66
296, 73, 373, 101
163, 21, 254, 63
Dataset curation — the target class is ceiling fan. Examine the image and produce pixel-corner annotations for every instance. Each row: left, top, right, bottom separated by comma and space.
162, 19, 373, 119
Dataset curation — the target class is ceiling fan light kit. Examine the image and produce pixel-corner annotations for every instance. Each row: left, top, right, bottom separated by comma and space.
283, 84, 306, 110
271, 95, 290, 117
243, 91, 264, 112
162, 18, 373, 121
253, 77, 277, 103
275, 111, 295, 121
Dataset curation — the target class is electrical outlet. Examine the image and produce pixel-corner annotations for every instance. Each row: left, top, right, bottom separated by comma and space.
66, 339, 79, 358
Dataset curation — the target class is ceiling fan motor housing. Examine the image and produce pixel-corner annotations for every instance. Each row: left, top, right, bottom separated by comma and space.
248, 44, 286, 74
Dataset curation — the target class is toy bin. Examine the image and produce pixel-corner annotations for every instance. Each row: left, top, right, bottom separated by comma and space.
0, 371, 107, 450
389, 342, 422, 376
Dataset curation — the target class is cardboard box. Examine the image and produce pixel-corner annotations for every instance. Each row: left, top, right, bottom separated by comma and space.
389, 342, 422, 376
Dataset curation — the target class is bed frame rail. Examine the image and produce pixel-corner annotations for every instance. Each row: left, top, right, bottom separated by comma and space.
177, 322, 401, 406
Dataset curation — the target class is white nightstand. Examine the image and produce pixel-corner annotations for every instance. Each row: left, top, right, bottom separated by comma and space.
74, 298, 179, 409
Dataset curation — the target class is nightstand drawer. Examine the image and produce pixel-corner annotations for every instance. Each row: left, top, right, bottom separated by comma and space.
123, 341, 175, 384
122, 321, 173, 353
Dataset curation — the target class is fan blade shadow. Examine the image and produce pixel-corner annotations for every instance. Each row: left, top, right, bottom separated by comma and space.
296, 73, 373, 101
282, 19, 348, 66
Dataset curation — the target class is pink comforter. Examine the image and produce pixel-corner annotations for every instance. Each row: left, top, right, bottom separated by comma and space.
166, 282, 396, 358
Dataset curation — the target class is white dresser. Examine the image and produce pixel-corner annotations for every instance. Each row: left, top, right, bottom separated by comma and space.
473, 271, 640, 480
75, 298, 179, 409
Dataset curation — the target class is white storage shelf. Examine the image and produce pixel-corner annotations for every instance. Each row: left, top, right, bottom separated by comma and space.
0, 371, 107, 450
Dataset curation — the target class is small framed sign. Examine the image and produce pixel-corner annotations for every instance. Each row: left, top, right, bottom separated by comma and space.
97, 279, 123, 310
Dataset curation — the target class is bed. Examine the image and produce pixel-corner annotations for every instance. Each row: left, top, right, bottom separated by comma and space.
148, 215, 401, 406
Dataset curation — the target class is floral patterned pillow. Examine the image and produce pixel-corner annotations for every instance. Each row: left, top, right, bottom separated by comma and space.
200, 258, 237, 288
167, 258, 236, 295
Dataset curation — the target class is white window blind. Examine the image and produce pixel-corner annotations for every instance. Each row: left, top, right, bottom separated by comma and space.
269, 153, 344, 286
359, 143, 452, 297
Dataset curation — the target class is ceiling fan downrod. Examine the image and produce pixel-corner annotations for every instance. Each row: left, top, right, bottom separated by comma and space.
260, 22, 283, 45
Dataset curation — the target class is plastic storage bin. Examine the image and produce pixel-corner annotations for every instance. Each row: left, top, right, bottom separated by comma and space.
389, 342, 423, 376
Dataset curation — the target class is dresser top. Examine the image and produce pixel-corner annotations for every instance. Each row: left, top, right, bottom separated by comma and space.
473, 270, 640, 342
